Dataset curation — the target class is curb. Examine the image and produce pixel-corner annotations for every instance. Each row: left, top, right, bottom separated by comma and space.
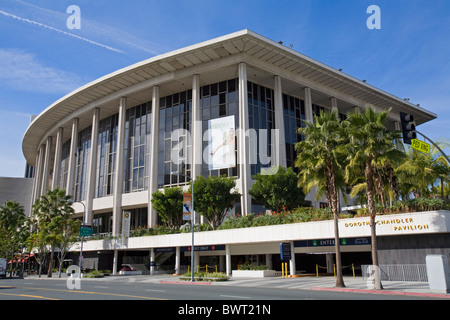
160, 280, 212, 286
311, 287, 450, 299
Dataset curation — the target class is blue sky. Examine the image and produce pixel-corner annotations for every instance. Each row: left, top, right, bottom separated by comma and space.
0, 0, 449, 177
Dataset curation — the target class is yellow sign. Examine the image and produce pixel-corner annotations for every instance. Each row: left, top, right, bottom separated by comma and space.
411, 139, 430, 154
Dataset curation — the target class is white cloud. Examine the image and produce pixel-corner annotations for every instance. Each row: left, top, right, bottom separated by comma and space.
0, 9, 124, 54
9, 1, 165, 56
0, 48, 84, 94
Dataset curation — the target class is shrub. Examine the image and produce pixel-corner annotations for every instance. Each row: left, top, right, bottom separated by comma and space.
84, 270, 104, 278
180, 272, 229, 282
238, 264, 268, 271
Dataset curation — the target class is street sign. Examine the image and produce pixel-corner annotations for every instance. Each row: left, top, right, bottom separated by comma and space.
411, 139, 430, 154
80, 226, 93, 237
280, 242, 291, 261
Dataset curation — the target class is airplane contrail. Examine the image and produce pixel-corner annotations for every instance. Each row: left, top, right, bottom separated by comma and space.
0, 9, 124, 54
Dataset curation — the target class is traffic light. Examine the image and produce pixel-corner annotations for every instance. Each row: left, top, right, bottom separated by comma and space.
400, 112, 417, 144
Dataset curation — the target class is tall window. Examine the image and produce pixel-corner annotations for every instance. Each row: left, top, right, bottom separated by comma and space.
124, 103, 152, 193
248, 81, 275, 176
92, 212, 112, 234
96, 114, 118, 197
74, 126, 91, 201
59, 140, 71, 190
158, 90, 192, 187
283, 94, 305, 169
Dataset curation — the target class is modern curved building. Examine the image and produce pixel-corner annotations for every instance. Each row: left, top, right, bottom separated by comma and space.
23, 30, 446, 274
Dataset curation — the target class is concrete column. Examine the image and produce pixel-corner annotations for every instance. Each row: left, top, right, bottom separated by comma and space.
394, 121, 404, 150
238, 62, 251, 215
112, 249, 118, 275
273, 75, 287, 168
33, 145, 45, 202
86, 108, 100, 226
226, 244, 232, 276
331, 97, 338, 113
304, 87, 313, 123
150, 248, 155, 275
289, 241, 296, 276
112, 98, 126, 236
31, 153, 40, 203
192, 74, 202, 224
41, 136, 52, 196
148, 86, 160, 227
66, 118, 79, 197
326, 253, 334, 274
175, 247, 181, 275
51, 127, 64, 190
265, 254, 273, 270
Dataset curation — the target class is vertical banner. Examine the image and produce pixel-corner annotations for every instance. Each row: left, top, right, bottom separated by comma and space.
122, 211, 131, 244
208, 115, 236, 170
183, 193, 192, 221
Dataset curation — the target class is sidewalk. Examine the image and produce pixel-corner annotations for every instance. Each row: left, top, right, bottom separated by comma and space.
24, 273, 449, 299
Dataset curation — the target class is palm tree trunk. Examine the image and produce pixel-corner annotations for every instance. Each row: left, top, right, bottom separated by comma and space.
326, 164, 345, 288
333, 212, 345, 288
366, 160, 383, 290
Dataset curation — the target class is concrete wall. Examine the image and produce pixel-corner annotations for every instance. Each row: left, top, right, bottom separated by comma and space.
0, 177, 34, 217
378, 233, 450, 265
76, 210, 450, 254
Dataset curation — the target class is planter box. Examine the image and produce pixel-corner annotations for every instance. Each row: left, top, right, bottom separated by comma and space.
232, 270, 278, 278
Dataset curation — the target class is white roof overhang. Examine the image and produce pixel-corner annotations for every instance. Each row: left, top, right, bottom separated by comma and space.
23, 29, 437, 165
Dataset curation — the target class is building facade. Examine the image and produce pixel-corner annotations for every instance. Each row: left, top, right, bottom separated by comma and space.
22, 30, 445, 274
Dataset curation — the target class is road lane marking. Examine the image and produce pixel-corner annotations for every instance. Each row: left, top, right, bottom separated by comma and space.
0, 292, 60, 300
19, 286, 167, 300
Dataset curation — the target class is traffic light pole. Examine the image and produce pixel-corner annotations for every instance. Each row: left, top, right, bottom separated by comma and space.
415, 130, 450, 164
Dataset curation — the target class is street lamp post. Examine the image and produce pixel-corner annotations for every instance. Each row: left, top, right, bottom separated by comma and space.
171, 171, 195, 282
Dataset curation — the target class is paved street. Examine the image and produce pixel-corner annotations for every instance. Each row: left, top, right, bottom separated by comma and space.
0, 274, 448, 301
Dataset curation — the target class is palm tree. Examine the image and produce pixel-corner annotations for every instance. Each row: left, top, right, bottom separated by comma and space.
295, 109, 348, 288
33, 188, 74, 277
345, 107, 404, 289
396, 144, 450, 199
0, 201, 26, 277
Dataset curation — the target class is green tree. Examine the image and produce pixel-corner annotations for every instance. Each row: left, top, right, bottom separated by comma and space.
32, 188, 75, 277
189, 175, 241, 230
396, 144, 449, 199
53, 215, 81, 278
345, 107, 404, 289
295, 109, 348, 288
151, 187, 184, 230
249, 166, 305, 212
0, 200, 28, 277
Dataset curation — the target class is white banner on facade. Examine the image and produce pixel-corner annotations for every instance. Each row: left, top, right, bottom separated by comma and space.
207, 115, 236, 170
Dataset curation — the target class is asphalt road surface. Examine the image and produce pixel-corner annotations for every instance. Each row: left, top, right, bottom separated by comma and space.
0, 277, 440, 301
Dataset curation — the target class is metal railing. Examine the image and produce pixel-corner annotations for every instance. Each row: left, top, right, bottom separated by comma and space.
362, 264, 428, 282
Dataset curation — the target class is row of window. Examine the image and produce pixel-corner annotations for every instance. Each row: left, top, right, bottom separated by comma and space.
56, 78, 333, 201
